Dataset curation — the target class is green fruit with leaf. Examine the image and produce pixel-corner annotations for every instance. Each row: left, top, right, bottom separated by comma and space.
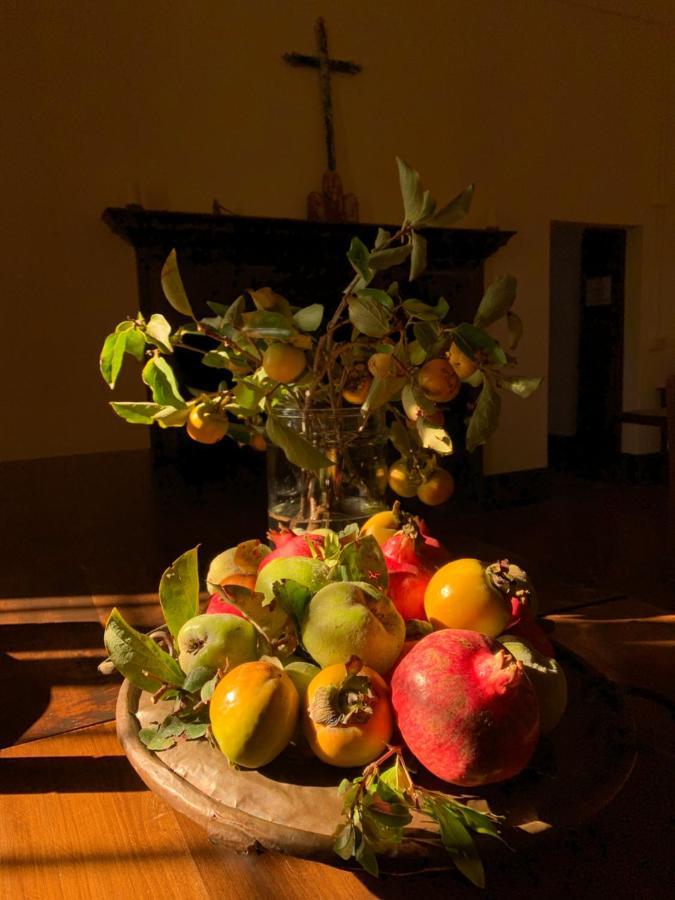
176, 613, 257, 675
301, 581, 405, 675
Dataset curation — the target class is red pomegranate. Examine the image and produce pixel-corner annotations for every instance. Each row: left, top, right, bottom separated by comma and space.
381, 520, 448, 621
391, 629, 540, 786
257, 530, 324, 571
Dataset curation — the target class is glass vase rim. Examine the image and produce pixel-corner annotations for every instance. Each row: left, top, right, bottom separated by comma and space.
273, 404, 382, 420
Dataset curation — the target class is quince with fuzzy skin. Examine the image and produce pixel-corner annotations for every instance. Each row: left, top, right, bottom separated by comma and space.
301, 581, 405, 676
254, 556, 329, 606
177, 613, 257, 675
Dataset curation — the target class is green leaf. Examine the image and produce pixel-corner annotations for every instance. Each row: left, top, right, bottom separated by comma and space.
396, 157, 424, 222
489, 345, 509, 367
142, 357, 186, 408
389, 420, 413, 457
182, 665, 216, 694
145, 314, 173, 353
355, 832, 379, 877
348, 295, 391, 338
500, 376, 542, 398
423, 183, 474, 227
409, 232, 427, 281
436, 808, 485, 889
125, 329, 147, 361
408, 340, 426, 366
374, 228, 390, 249
453, 804, 502, 839
200, 672, 219, 702
347, 237, 373, 283
293, 304, 324, 332
241, 310, 295, 340
104, 608, 185, 691
159, 546, 200, 640
206, 301, 229, 317
138, 726, 176, 751
416, 419, 453, 455
403, 297, 448, 321
248, 287, 293, 319
417, 189, 437, 223
507, 310, 524, 349
217, 583, 297, 655
265, 413, 333, 473
231, 379, 266, 413
202, 349, 235, 369
368, 242, 412, 271
362, 375, 406, 412
356, 288, 394, 310
273, 579, 313, 632
453, 322, 497, 358
413, 321, 442, 355
110, 401, 168, 424
223, 295, 246, 327
474, 275, 517, 329
379, 757, 414, 794
184, 722, 208, 740
161, 249, 194, 318
335, 537, 388, 590
374, 777, 405, 806
333, 824, 356, 861
154, 406, 190, 428
100, 332, 127, 388
466, 378, 501, 452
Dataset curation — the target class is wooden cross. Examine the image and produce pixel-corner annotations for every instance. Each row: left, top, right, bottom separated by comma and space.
283, 18, 361, 222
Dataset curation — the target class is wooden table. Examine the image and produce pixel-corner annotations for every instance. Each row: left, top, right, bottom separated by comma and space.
1, 454, 673, 899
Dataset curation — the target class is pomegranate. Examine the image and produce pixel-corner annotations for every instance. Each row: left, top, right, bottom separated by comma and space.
381, 519, 448, 621
391, 629, 540, 786
258, 530, 324, 571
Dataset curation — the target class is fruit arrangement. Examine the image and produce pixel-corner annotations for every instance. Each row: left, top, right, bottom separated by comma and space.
102, 506, 567, 885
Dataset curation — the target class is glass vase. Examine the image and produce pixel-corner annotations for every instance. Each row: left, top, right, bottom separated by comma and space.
267, 407, 388, 531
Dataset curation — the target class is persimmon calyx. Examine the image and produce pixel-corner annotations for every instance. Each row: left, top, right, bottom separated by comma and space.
310, 657, 376, 727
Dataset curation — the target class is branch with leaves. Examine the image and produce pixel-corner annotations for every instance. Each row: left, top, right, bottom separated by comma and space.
334, 747, 502, 886
100, 158, 541, 519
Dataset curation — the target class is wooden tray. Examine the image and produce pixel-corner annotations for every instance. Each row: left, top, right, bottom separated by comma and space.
116, 646, 637, 864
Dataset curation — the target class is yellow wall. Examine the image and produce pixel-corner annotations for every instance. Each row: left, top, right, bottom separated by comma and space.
1, 0, 673, 471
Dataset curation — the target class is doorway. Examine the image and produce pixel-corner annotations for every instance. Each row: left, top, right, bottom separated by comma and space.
548, 223, 626, 477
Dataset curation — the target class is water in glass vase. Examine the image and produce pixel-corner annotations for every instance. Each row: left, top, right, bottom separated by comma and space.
267, 408, 388, 531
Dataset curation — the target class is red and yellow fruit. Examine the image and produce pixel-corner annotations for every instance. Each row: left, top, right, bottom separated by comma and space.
360, 505, 402, 546
381, 519, 449, 621
303, 659, 393, 767
391, 629, 540, 785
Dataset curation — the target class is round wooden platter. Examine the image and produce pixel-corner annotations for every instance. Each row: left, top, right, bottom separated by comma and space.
116, 646, 637, 866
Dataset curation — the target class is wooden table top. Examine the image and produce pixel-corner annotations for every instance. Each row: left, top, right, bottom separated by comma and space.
1, 452, 673, 899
